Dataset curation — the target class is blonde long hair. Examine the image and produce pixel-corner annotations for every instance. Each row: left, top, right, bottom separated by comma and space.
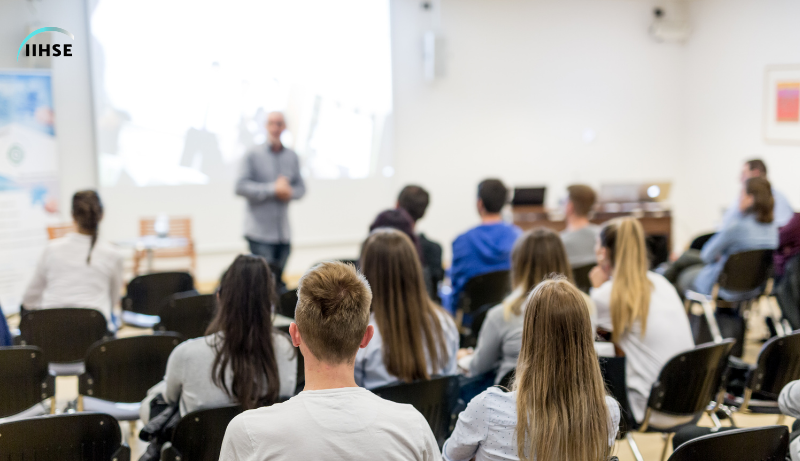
599, 218, 652, 343
504, 228, 573, 319
360, 228, 449, 382
514, 277, 612, 461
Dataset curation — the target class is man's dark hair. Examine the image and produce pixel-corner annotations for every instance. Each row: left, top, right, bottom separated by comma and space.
478, 179, 508, 214
397, 185, 430, 222
746, 159, 767, 176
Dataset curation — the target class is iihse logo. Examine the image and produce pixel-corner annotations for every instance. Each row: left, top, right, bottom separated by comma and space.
17, 27, 74, 60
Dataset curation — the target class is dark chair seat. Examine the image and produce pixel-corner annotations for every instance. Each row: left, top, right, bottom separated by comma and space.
372, 375, 460, 447
161, 405, 243, 461
155, 293, 216, 339
0, 412, 131, 461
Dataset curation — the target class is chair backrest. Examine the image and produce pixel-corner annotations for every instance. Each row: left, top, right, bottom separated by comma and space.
667, 425, 788, 461
458, 270, 511, 314
718, 249, 774, 292
689, 232, 716, 251
572, 264, 594, 293
747, 330, 800, 399
498, 368, 515, 390
0, 346, 55, 418
647, 340, 735, 417
19, 308, 108, 364
79, 333, 183, 403
123, 272, 195, 316
140, 216, 192, 238
156, 293, 216, 339
47, 223, 75, 240
277, 289, 298, 318
162, 405, 243, 461
598, 356, 637, 434
0, 412, 130, 461
371, 375, 459, 446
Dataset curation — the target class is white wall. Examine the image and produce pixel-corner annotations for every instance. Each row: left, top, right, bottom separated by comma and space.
3, 0, 799, 284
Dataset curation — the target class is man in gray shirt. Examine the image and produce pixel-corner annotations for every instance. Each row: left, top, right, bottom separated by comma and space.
235, 112, 305, 291
560, 184, 600, 267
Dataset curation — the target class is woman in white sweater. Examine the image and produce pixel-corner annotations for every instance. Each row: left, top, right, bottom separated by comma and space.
589, 217, 694, 424
443, 277, 618, 461
23, 190, 123, 330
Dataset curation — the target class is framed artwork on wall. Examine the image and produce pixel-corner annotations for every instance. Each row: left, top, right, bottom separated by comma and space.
764, 64, 800, 144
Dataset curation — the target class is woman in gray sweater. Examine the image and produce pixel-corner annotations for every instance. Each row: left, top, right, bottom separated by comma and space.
145, 255, 296, 418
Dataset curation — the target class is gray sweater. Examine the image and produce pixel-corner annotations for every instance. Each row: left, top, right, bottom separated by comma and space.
779, 380, 800, 461
468, 300, 524, 384
162, 332, 297, 416
235, 144, 306, 243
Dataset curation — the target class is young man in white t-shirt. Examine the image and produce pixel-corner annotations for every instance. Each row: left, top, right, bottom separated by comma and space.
219, 261, 440, 461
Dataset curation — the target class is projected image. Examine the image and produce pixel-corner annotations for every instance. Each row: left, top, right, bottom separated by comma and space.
88, 0, 393, 187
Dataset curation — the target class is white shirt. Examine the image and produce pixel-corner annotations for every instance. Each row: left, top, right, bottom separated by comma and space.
355, 310, 459, 389
591, 272, 695, 422
219, 386, 440, 461
22, 233, 123, 328
442, 387, 619, 461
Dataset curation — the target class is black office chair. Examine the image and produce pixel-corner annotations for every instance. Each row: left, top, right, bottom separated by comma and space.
456, 270, 511, 331
725, 330, 800, 424
667, 425, 788, 461
498, 368, 515, 390
0, 412, 131, 461
0, 346, 55, 420
161, 404, 243, 461
155, 293, 216, 339
685, 249, 775, 357
277, 289, 298, 318
572, 264, 594, 294
598, 356, 637, 438
18, 308, 109, 375
122, 272, 195, 327
78, 333, 183, 421
372, 375, 460, 447
622, 340, 735, 461
459, 302, 494, 348
688, 232, 716, 251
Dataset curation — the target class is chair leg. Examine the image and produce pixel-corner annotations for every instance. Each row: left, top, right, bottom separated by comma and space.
701, 299, 724, 343
77, 395, 84, 412
708, 409, 722, 428
660, 432, 674, 461
626, 432, 645, 461
778, 414, 786, 426
50, 397, 56, 414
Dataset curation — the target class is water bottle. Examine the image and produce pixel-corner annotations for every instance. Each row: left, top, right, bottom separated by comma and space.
154, 213, 170, 238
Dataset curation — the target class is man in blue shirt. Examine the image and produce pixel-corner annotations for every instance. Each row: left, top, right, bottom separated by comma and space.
448, 179, 522, 311
720, 159, 794, 229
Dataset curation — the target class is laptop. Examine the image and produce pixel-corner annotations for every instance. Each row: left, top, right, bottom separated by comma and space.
511, 187, 546, 206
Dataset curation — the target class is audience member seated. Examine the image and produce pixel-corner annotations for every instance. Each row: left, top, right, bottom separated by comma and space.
22, 190, 122, 330
776, 213, 800, 280
590, 217, 694, 424
778, 380, 800, 461
143, 255, 296, 421
355, 228, 458, 389
367, 208, 423, 260
219, 261, 439, 461
397, 185, 445, 301
664, 177, 779, 300
459, 228, 595, 384
449, 178, 522, 311
561, 184, 600, 266
443, 277, 619, 461
720, 159, 794, 229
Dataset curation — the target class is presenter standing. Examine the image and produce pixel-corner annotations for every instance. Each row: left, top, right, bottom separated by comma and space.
236, 112, 305, 292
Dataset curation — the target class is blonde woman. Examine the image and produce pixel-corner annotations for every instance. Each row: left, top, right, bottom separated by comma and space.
443, 277, 619, 461
460, 228, 595, 383
589, 217, 694, 424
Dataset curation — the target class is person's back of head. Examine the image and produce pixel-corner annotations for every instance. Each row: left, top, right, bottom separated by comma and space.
744, 176, 775, 224
514, 277, 611, 461
397, 185, 430, 223
506, 228, 573, 317
477, 179, 508, 215
360, 228, 448, 382
566, 184, 597, 218
72, 190, 104, 264
295, 261, 372, 365
599, 217, 652, 343
746, 158, 768, 177
367, 208, 423, 262
206, 254, 280, 410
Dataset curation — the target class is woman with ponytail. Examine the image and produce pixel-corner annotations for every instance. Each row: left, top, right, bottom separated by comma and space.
589, 217, 693, 424
443, 277, 619, 461
23, 190, 123, 330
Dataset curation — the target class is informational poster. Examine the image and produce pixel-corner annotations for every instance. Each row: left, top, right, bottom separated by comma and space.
0, 69, 59, 315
